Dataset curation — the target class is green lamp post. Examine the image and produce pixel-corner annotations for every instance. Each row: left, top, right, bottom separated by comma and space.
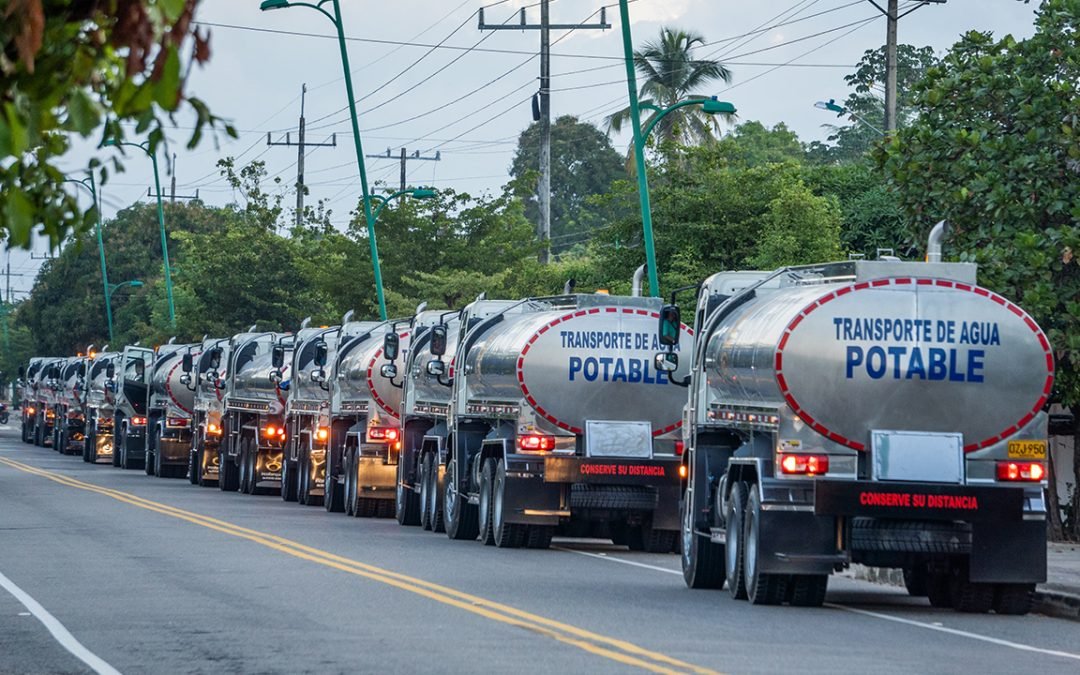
103, 139, 176, 328
64, 174, 113, 340
617, 1, 735, 297
260, 0, 391, 320
370, 187, 437, 223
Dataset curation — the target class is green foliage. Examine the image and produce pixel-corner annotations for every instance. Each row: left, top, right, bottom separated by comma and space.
715, 121, 805, 168
751, 182, 842, 269
0, 0, 231, 249
510, 116, 624, 252
876, 0, 1080, 407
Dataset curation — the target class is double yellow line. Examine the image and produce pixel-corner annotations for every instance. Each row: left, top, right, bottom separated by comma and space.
0, 456, 717, 675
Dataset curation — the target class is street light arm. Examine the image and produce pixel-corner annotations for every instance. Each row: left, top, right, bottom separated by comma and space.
641, 99, 708, 143
270, 1, 336, 22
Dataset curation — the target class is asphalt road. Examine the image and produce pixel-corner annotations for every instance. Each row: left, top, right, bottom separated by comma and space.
1, 428, 1078, 675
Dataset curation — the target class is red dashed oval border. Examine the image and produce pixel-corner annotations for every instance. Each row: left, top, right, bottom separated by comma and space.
774, 277, 1055, 453
163, 353, 200, 415
516, 307, 692, 437
366, 332, 410, 421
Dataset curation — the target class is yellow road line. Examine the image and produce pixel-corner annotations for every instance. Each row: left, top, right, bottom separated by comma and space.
0, 456, 719, 675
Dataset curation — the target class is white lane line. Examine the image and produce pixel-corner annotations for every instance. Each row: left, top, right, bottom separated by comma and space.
0, 570, 122, 675
557, 546, 1080, 662
824, 603, 1080, 662
554, 546, 681, 575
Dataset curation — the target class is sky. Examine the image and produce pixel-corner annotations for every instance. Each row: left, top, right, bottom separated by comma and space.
8, 0, 1041, 298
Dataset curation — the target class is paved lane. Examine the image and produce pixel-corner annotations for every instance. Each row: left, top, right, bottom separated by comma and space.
1, 430, 1077, 674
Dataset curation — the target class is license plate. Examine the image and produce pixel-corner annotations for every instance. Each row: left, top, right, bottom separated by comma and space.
1007, 440, 1046, 459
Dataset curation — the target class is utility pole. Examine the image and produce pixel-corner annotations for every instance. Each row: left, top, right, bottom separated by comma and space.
866, 0, 946, 134
365, 148, 440, 192
480, 2, 610, 263
268, 84, 337, 228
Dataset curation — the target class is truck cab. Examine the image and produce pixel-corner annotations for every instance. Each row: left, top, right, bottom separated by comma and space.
113, 346, 154, 470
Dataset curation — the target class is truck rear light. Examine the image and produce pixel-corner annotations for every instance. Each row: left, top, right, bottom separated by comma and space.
25, 406, 35, 415
207, 422, 222, 436
46, 410, 56, 419
674, 440, 685, 456
678, 464, 688, 479
779, 453, 829, 476
130, 416, 147, 426
316, 427, 329, 443
367, 427, 399, 442
166, 417, 189, 428
264, 425, 286, 439
996, 461, 1045, 482
517, 434, 556, 453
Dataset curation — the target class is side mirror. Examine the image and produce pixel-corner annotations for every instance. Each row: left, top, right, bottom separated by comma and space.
654, 352, 679, 373
381, 363, 398, 379
105, 363, 116, 379
430, 324, 448, 357
658, 304, 681, 348
272, 345, 285, 369
314, 341, 328, 367
182, 352, 193, 373
426, 360, 446, 377
383, 332, 400, 361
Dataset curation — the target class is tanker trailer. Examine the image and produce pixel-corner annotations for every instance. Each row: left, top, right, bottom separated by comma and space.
402, 293, 693, 551
30, 357, 61, 447
186, 336, 230, 487
659, 256, 1053, 613
53, 355, 89, 455
395, 300, 517, 530
222, 331, 294, 495
145, 342, 200, 478
83, 349, 120, 464
19, 357, 48, 444
113, 345, 154, 470
324, 320, 410, 518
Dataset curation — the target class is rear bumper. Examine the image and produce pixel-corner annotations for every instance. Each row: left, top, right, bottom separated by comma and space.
357, 456, 396, 497
157, 438, 190, 464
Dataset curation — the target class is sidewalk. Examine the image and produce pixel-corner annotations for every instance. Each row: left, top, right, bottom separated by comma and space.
852, 542, 1080, 620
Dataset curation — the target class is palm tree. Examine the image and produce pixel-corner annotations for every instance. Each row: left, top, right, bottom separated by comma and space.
606, 27, 734, 146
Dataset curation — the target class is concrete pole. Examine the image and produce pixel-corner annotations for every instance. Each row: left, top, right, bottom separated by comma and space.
538, 0, 552, 264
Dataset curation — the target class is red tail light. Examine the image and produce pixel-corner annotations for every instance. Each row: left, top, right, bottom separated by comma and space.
316, 427, 329, 442
25, 406, 35, 415
517, 434, 556, 453
996, 461, 1045, 482
779, 453, 829, 476
674, 440, 685, 456
130, 416, 147, 426
263, 425, 286, 439
207, 422, 222, 436
166, 417, 189, 428
367, 427, 399, 442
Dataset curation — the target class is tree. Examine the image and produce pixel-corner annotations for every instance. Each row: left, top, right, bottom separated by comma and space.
876, 0, 1080, 537
606, 27, 734, 146
0, 0, 230, 248
808, 45, 937, 163
751, 182, 842, 269
715, 121, 805, 168
510, 116, 624, 252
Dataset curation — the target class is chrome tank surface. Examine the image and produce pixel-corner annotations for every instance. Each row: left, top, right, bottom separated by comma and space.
703, 266, 1053, 452
86, 352, 120, 413
332, 322, 410, 422
227, 333, 291, 416
289, 326, 338, 408
462, 296, 693, 436
406, 312, 461, 414
58, 357, 87, 412
150, 344, 199, 415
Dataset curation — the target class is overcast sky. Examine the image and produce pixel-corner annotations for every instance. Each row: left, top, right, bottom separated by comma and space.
9, 0, 1040, 297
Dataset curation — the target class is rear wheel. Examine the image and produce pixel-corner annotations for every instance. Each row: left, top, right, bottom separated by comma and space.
478, 458, 496, 546
788, 575, 828, 607
950, 575, 994, 613
444, 457, 479, 541
744, 488, 788, 605
344, 448, 358, 516
219, 446, 239, 492
726, 482, 749, 600
428, 455, 445, 533
396, 457, 421, 526
324, 447, 344, 513
419, 454, 433, 530
82, 424, 93, 462
903, 566, 929, 597
150, 432, 162, 476
492, 459, 526, 548
188, 443, 199, 484
525, 526, 554, 550
927, 572, 952, 608
993, 584, 1034, 615
357, 497, 378, 518
111, 427, 122, 467
282, 448, 299, 503
681, 493, 726, 590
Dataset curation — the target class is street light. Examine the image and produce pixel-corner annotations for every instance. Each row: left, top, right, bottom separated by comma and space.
814, 98, 885, 136
103, 138, 176, 328
616, 1, 736, 298
369, 187, 437, 223
260, 0, 390, 320
63, 174, 112, 341
106, 280, 145, 340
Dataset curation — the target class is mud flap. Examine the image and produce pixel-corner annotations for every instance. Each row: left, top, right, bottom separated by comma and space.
970, 519, 1046, 583
757, 508, 840, 575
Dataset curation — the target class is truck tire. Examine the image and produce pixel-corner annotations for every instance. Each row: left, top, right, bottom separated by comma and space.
492, 459, 526, 548
357, 498, 378, 518
992, 584, 1034, 615
33, 422, 43, 447
427, 454, 445, 533
478, 458, 496, 546
122, 435, 142, 470
419, 455, 433, 530
569, 484, 659, 511
525, 526, 554, 550
681, 494, 726, 589
150, 436, 162, 477
744, 488, 788, 605
950, 577, 994, 613
396, 459, 421, 526
282, 448, 298, 503
444, 457, 479, 541
726, 482, 749, 600
112, 428, 122, 467
82, 428, 92, 462
324, 456, 344, 513
851, 518, 972, 554
903, 566, 929, 597
788, 575, 828, 607
640, 521, 678, 554
188, 444, 199, 485
344, 449, 357, 516
927, 572, 952, 608
219, 449, 239, 492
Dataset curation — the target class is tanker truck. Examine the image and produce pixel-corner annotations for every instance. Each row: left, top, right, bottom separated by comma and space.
282, 319, 347, 506
83, 349, 120, 464
657, 253, 1053, 613
388, 293, 692, 551
144, 342, 200, 478
113, 345, 154, 470
394, 301, 517, 530
186, 336, 230, 487
324, 320, 409, 518
220, 331, 294, 495
52, 355, 88, 454
18, 357, 49, 444
29, 357, 61, 447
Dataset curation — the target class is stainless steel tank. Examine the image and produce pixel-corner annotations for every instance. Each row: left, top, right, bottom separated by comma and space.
150, 344, 199, 415
227, 333, 293, 416
86, 352, 120, 412
462, 295, 694, 436
406, 311, 461, 412
57, 357, 87, 412
702, 262, 1054, 452
333, 322, 409, 422
289, 326, 338, 408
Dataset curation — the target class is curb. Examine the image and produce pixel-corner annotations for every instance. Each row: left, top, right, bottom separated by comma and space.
850, 564, 1080, 621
